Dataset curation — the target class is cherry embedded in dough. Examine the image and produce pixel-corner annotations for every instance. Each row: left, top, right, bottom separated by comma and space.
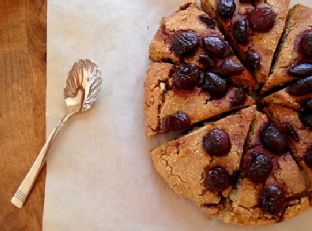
243, 150, 272, 183
171, 32, 199, 56
259, 184, 286, 215
288, 63, 312, 77
231, 88, 247, 107
249, 7, 276, 32
171, 64, 200, 90
233, 18, 249, 44
301, 31, 312, 57
218, 57, 245, 76
202, 72, 229, 98
203, 36, 229, 57
217, 0, 236, 19
204, 167, 231, 193
245, 49, 261, 70
198, 54, 215, 69
287, 76, 312, 96
203, 129, 232, 156
161, 112, 191, 132
260, 122, 288, 154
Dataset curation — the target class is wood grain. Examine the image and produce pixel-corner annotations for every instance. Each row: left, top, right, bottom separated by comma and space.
0, 0, 47, 230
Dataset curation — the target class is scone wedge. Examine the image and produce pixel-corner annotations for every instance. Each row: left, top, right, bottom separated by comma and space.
149, 2, 255, 90
201, 0, 289, 84
262, 5, 312, 93
144, 62, 255, 136
221, 111, 309, 225
151, 106, 255, 215
266, 104, 312, 202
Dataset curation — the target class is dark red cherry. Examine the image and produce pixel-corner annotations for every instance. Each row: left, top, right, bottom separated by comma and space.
218, 57, 244, 76
245, 150, 272, 183
245, 50, 261, 70
172, 32, 199, 56
204, 167, 231, 193
198, 54, 215, 68
233, 18, 249, 44
217, 0, 236, 19
203, 129, 231, 156
202, 72, 229, 98
260, 122, 288, 153
231, 88, 247, 107
249, 7, 276, 32
161, 112, 191, 132
259, 184, 286, 215
203, 36, 230, 57
287, 77, 312, 96
301, 31, 312, 57
171, 64, 199, 90
288, 63, 312, 77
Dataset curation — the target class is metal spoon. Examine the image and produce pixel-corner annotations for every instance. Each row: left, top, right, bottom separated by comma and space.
11, 59, 102, 208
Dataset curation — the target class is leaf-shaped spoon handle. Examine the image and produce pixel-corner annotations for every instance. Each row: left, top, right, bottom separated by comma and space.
11, 59, 102, 208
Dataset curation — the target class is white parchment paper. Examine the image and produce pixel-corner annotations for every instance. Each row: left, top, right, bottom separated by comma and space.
45, 0, 312, 230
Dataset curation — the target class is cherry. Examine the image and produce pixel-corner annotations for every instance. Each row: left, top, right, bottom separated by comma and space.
172, 32, 199, 56
259, 184, 286, 215
204, 167, 231, 193
203, 129, 231, 156
249, 7, 276, 32
161, 112, 191, 132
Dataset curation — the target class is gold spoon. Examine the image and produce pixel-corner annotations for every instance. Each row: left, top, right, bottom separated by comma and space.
11, 59, 102, 208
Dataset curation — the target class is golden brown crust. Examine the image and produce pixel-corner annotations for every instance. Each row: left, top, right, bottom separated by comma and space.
151, 106, 256, 214
201, 0, 290, 84
144, 62, 255, 136
262, 4, 312, 93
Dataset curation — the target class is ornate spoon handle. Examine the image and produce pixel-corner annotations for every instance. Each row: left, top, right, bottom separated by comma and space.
11, 114, 71, 208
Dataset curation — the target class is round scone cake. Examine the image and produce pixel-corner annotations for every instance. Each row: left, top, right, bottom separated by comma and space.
144, 0, 312, 225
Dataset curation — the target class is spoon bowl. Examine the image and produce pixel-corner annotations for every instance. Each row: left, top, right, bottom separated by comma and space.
65, 59, 102, 114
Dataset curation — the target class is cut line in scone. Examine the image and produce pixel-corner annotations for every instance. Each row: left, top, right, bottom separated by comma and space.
263, 76, 312, 110
149, 2, 256, 90
201, 0, 290, 85
262, 4, 312, 93
220, 111, 309, 225
144, 62, 255, 136
266, 104, 312, 202
151, 106, 256, 217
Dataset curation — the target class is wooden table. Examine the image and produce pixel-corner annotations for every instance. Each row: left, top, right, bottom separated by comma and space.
0, 0, 47, 230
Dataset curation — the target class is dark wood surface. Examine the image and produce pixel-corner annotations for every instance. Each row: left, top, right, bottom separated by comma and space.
0, 0, 47, 230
